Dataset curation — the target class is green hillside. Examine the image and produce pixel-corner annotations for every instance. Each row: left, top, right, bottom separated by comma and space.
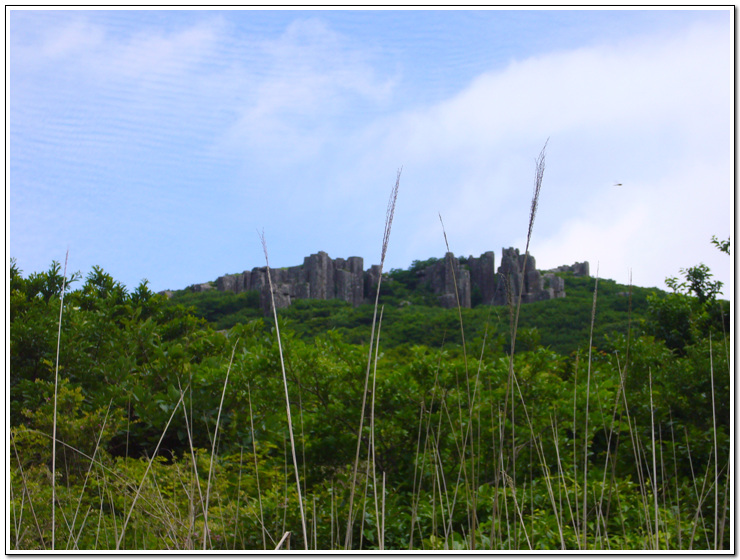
165, 265, 656, 357
9, 244, 731, 550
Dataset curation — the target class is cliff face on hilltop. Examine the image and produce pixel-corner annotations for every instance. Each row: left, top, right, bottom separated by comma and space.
187, 250, 589, 313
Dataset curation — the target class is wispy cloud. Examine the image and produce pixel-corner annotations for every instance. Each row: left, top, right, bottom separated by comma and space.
12, 13, 222, 80
219, 18, 397, 162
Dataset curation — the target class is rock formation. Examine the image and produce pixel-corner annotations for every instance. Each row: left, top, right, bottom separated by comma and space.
422, 253, 471, 309
467, 251, 497, 305
186, 249, 587, 313
191, 283, 214, 293
492, 248, 567, 305
202, 252, 369, 313
546, 262, 590, 277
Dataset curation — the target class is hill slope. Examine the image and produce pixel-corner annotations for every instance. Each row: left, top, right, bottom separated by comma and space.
166, 264, 656, 356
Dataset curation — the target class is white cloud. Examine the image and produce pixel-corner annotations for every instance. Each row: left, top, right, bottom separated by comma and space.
370, 20, 728, 163
531, 159, 731, 290
347, 20, 731, 289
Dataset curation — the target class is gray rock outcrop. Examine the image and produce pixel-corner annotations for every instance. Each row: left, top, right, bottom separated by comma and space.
492, 247, 565, 305
261, 283, 292, 314
191, 282, 213, 293
364, 264, 382, 300
422, 253, 471, 309
186, 248, 586, 313
546, 262, 590, 277
206, 252, 367, 312
543, 273, 566, 299
467, 251, 497, 305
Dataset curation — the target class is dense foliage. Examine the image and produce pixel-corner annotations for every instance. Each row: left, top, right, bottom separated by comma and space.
9, 245, 731, 551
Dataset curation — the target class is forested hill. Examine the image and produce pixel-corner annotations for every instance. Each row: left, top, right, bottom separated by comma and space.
9, 243, 731, 550
165, 264, 657, 357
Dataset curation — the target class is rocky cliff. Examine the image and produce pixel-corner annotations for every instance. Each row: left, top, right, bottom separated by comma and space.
188, 249, 588, 313
193, 251, 369, 313
492, 248, 568, 305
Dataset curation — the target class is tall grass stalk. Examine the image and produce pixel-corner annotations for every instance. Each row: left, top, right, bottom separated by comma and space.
247, 383, 267, 549
260, 230, 308, 549
500, 140, 548, 542
66, 401, 113, 550
617, 352, 657, 546
648, 367, 659, 549
688, 454, 716, 549
597, 273, 633, 537
510, 139, 548, 357
359, 435, 374, 549
51, 249, 69, 550
381, 472, 386, 550
31, 427, 170, 541
370, 305, 385, 549
682, 428, 707, 549
491, 141, 549, 550
116, 387, 187, 549
582, 268, 599, 549
313, 496, 318, 550
502, 470, 531, 548
233, 447, 244, 549
718, 468, 729, 549
708, 334, 718, 550
330, 482, 336, 548
345, 169, 400, 549
409, 344, 446, 548
549, 415, 578, 542
427, 399, 451, 547
668, 414, 682, 548
202, 340, 239, 549
11, 435, 47, 548
571, 354, 581, 548
176, 378, 208, 547
281, 437, 289, 538
437, 214, 475, 545
658, 424, 668, 549
408, 402, 425, 549
275, 531, 291, 550
433, 440, 451, 547
438, 214, 471, 410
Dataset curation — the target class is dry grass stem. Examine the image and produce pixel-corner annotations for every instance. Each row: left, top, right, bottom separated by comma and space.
259, 230, 309, 549
51, 249, 69, 550
203, 340, 239, 549
345, 170, 401, 549
582, 267, 599, 549
247, 383, 267, 549
275, 531, 291, 550
709, 335, 718, 550
116, 388, 187, 549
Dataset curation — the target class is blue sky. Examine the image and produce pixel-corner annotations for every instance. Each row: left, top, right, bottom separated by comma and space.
9, 8, 732, 295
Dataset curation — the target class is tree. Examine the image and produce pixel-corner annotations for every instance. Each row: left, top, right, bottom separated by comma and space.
665, 263, 723, 304
665, 235, 729, 303
711, 235, 730, 255
647, 236, 729, 353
